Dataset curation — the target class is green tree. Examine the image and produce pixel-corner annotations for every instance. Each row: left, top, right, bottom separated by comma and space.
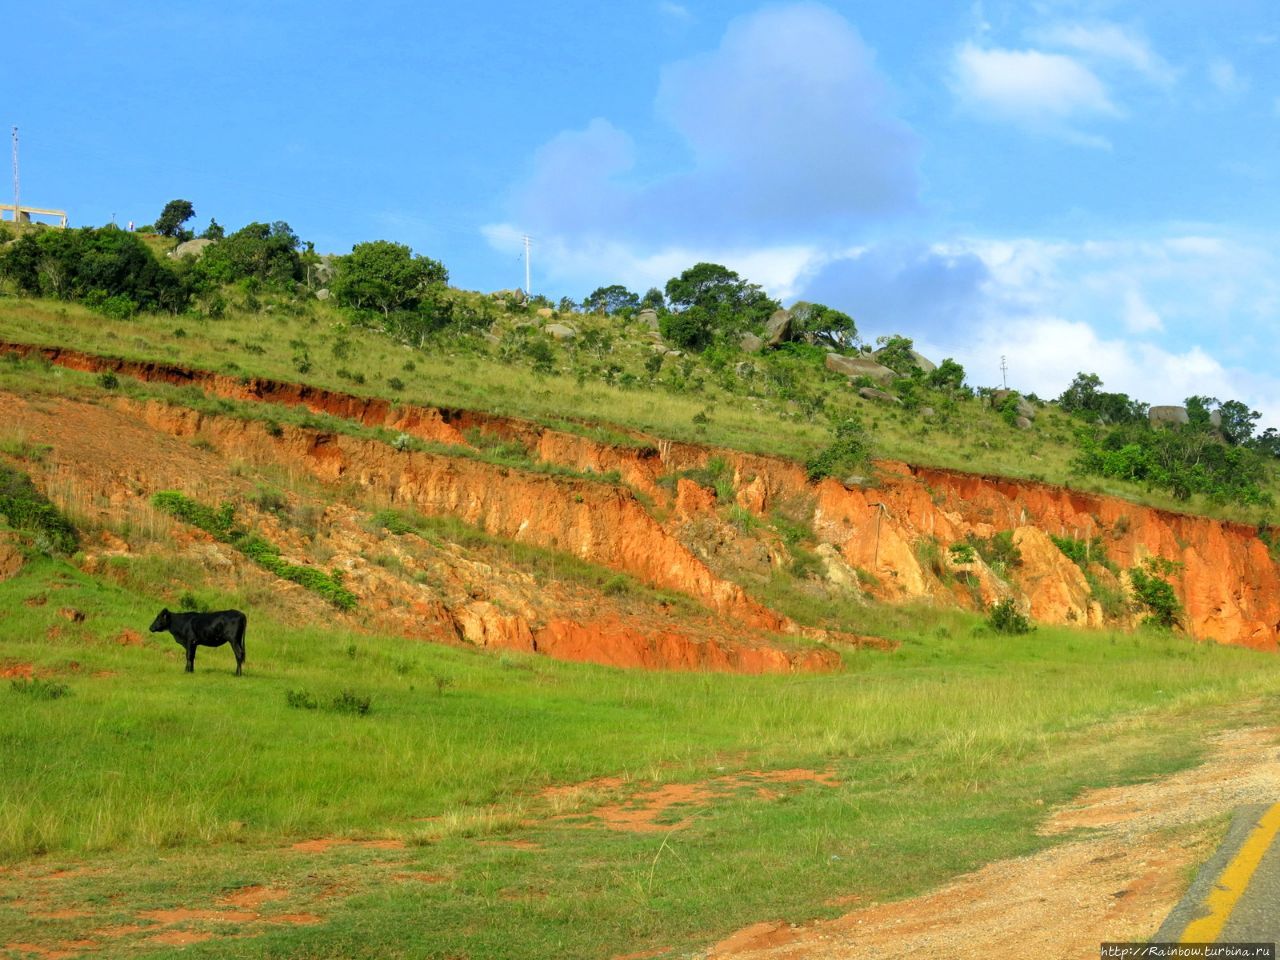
926, 357, 966, 391
640, 287, 666, 311
331, 241, 448, 317
200, 218, 225, 240
874, 335, 922, 377
1059, 372, 1146, 424
664, 262, 778, 333
582, 284, 639, 315
155, 199, 196, 239
790, 302, 856, 349
196, 221, 303, 286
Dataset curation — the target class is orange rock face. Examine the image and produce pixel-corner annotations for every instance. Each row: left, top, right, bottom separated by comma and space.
11, 340, 1278, 653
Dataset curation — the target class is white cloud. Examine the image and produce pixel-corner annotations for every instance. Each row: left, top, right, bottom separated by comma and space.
951, 42, 1119, 144
1122, 288, 1163, 333
657, 1, 691, 21
1031, 22, 1175, 86
1208, 57, 1248, 94
486, 3, 919, 291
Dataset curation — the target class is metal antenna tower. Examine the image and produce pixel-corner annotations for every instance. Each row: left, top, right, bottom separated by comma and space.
1000, 355, 1008, 389
11, 127, 18, 226
522, 234, 532, 296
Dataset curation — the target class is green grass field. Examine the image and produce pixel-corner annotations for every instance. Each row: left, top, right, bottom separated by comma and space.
3, 549, 1279, 958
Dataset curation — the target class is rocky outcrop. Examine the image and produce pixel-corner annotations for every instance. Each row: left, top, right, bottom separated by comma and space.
825, 354, 896, 382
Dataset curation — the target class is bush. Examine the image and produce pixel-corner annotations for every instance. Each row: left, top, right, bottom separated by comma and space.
1129, 563, 1181, 628
967, 531, 1022, 574
96, 371, 120, 390
10, 677, 71, 700
330, 690, 372, 716
948, 542, 977, 564
0, 465, 79, 555
286, 689, 318, 710
988, 598, 1034, 634
805, 419, 871, 482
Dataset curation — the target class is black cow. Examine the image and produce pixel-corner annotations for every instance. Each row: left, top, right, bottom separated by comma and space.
149, 608, 247, 676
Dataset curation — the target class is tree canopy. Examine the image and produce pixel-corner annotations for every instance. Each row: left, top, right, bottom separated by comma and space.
790, 302, 856, 349
155, 200, 196, 239
582, 284, 639, 315
332, 241, 448, 317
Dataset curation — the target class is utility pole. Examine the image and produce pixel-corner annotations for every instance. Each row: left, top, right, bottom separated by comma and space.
869, 501, 888, 569
522, 234, 532, 297
11, 127, 19, 226
1000, 355, 1008, 390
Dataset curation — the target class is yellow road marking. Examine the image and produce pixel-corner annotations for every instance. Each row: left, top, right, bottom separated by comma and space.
1181, 802, 1280, 943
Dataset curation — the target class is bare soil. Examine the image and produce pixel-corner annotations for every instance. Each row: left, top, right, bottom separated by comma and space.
707, 726, 1280, 960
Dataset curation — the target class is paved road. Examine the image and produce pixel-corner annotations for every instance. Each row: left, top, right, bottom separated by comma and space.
1154, 802, 1280, 948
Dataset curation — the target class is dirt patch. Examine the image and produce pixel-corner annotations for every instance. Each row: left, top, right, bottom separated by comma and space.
559, 768, 841, 833
114, 629, 144, 647
290, 837, 406, 853
708, 726, 1280, 959
217, 885, 290, 909
0, 660, 33, 678
147, 930, 213, 946
92, 924, 147, 939
268, 913, 324, 925
138, 907, 257, 924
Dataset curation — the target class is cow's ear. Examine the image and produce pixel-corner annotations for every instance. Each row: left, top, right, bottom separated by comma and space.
161, 608, 169, 615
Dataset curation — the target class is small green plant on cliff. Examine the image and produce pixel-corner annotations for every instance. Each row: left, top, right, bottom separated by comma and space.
152, 491, 356, 610
805, 418, 871, 482
0, 465, 78, 555
1049, 534, 1110, 570
1128, 560, 1181, 629
988, 597, 1034, 634
967, 531, 1022, 575
948, 542, 976, 564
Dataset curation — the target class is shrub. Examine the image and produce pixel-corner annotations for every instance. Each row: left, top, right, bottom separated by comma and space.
1129, 563, 1181, 628
286, 689, 319, 710
948, 542, 977, 564
602, 574, 631, 596
967, 531, 1022, 574
805, 418, 871, 482
10, 677, 71, 700
330, 690, 372, 716
0, 465, 79, 555
988, 598, 1034, 634
96, 371, 120, 390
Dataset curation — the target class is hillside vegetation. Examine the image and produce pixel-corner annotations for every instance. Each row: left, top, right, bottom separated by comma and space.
2, 210, 1280, 959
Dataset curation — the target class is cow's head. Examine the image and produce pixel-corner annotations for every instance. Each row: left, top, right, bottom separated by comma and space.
149, 609, 171, 633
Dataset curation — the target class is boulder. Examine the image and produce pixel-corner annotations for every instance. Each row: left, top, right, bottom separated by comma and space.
993, 390, 1036, 420
536, 307, 554, 319
739, 333, 765, 354
764, 309, 793, 347
872, 346, 937, 374
636, 308, 660, 330
858, 387, 900, 404
491, 288, 528, 306
314, 288, 331, 301
1015, 416, 1033, 430
168, 238, 215, 259
734, 361, 754, 378
825, 353, 896, 383
1149, 405, 1189, 427
545, 323, 577, 341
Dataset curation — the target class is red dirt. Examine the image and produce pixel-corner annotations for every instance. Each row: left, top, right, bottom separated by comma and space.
138, 907, 257, 924
290, 837, 406, 853
114, 629, 144, 647
268, 913, 324, 925
560, 769, 841, 833
146, 930, 213, 946
0, 660, 33, 678
217, 885, 289, 909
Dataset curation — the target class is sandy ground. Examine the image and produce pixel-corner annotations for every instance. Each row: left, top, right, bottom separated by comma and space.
706, 725, 1280, 960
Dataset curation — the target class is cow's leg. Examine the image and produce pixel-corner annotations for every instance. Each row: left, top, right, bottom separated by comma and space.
185, 642, 196, 673
231, 638, 244, 676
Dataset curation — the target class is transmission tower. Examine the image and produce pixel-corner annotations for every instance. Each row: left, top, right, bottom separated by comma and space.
1000, 355, 1008, 390
11, 127, 18, 225
522, 234, 532, 297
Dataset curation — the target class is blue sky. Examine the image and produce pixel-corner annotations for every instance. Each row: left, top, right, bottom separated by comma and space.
7, 2, 1280, 419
